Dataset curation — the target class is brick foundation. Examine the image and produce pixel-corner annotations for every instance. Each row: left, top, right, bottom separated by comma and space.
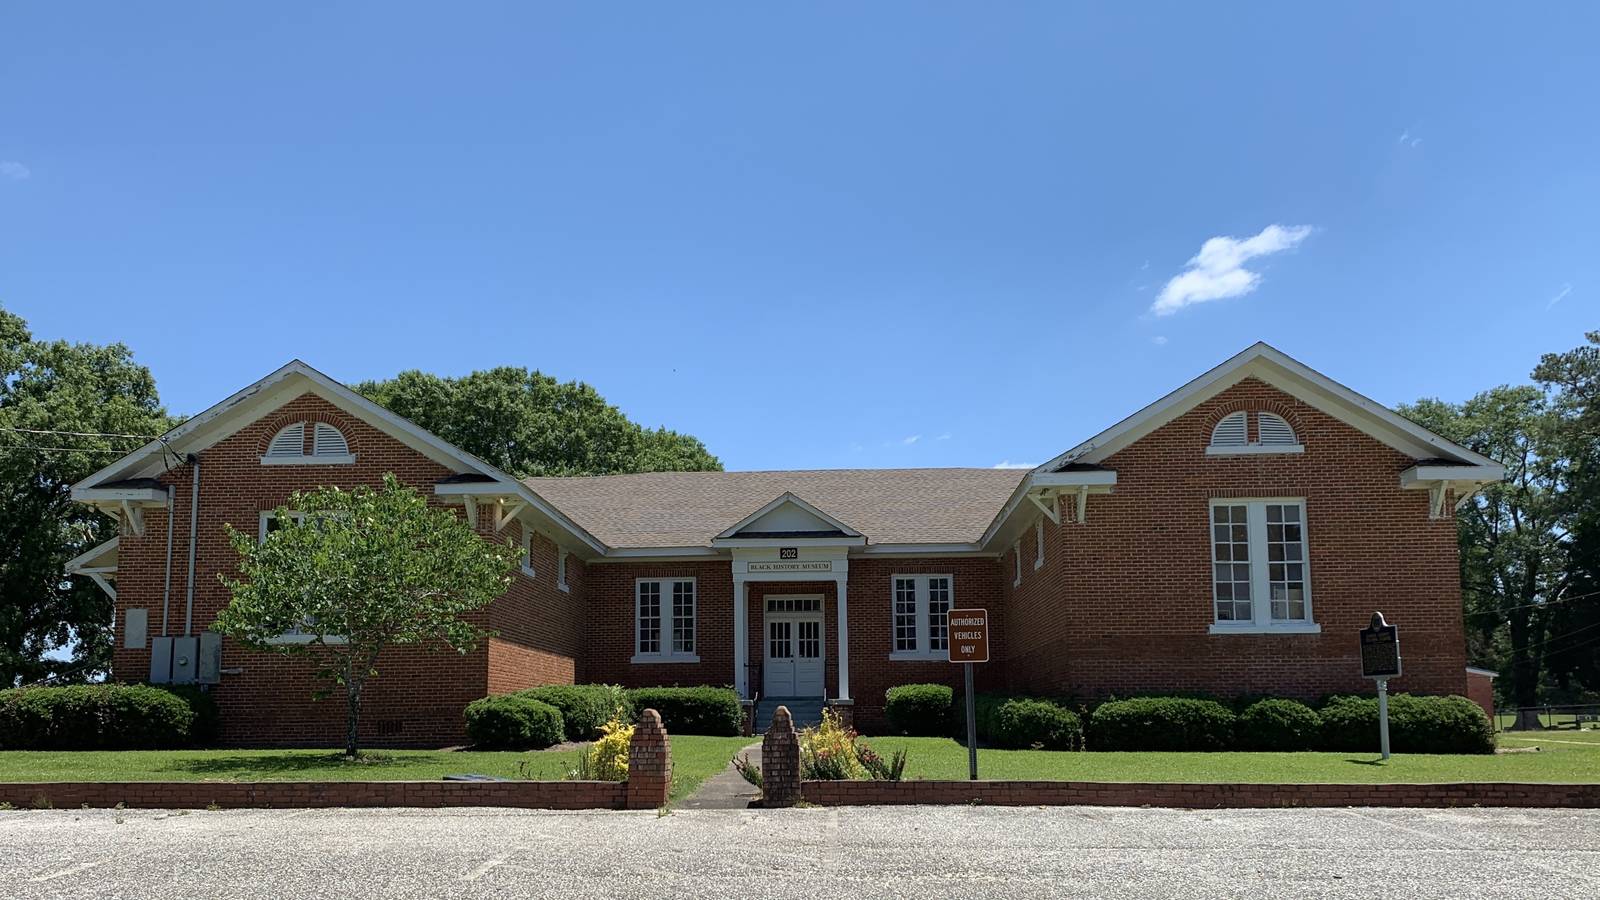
0, 780, 628, 810
800, 779, 1600, 809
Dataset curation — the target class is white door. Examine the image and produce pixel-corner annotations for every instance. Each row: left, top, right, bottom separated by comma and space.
764, 600, 825, 698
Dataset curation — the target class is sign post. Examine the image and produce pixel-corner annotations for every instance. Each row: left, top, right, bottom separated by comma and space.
1359, 611, 1402, 760
948, 608, 989, 781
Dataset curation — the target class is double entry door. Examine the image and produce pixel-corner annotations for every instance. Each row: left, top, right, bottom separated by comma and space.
763, 595, 825, 698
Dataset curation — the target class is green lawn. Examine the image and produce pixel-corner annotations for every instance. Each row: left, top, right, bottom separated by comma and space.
0, 736, 754, 804
862, 731, 1600, 783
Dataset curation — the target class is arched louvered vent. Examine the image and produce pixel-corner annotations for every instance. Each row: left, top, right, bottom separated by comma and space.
1209, 411, 1248, 447
265, 423, 306, 457
313, 423, 349, 457
1258, 413, 1297, 446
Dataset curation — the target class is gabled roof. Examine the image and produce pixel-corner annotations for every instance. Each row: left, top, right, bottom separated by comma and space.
71, 360, 607, 555
1033, 342, 1501, 472
523, 469, 1027, 550
712, 492, 864, 543
64, 537, 119, 574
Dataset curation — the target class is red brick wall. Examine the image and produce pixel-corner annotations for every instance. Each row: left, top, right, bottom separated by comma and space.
582, 561, 736, 689
108, 392, 581, 747
1467, 671, 1497, 722
484, 523, 585, 695
1003, 377, 1469, 703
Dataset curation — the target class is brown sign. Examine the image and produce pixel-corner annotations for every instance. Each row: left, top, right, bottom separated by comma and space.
947, 608, 990, 664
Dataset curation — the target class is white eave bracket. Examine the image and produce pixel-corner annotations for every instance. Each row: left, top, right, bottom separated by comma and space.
1027, 470, 1117, 525
1399, 464, 1506, 519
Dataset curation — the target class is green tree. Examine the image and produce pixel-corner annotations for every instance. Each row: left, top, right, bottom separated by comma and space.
1533, 332, 1600, 694
0, 306, 175, 686
355, 367, 720, 477
1401, 387, 1571, 727
214, 475, 519, 756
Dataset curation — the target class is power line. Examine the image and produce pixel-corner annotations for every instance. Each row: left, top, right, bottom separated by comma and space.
0, 426, 161, 440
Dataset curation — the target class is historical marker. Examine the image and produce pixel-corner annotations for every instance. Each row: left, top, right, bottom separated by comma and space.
1359, 611, 1401, 760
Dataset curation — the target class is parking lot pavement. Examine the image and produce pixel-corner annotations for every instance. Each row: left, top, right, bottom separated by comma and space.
3, 805, 1597, 899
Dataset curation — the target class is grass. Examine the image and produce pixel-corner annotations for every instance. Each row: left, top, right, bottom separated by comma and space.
0, 735, 754, 804
861, 730, 1600, 784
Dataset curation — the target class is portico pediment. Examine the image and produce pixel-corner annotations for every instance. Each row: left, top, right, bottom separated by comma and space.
711, 492, 866, 548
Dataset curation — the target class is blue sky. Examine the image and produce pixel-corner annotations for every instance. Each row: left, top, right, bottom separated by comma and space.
2, 4, 1595, 471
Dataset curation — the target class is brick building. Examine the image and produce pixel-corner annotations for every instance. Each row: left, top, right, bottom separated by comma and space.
68, 343, 1503, 744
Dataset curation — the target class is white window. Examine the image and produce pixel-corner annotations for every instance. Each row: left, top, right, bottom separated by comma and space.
520, 528, 536, 578
1012, 540, 1022, 586
634, 578, 696, 662
1207, 410, 1303, 456
261, 421, 356, 465
256, 511, 346, 644
889, 574, 953, 660
1034, 518, 1045, 571
1209, 499, 1318, 634
556, 548, 570, 592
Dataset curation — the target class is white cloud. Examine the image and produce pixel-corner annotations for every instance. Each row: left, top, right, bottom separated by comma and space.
992, 460, 1036, 470
1151, 335, 1168, 346
0, 161, 30, 180
1150, 224, 1314, 317
935, 432, 952, 441
1547, 283, 1573, 310
902, 434, 921, 445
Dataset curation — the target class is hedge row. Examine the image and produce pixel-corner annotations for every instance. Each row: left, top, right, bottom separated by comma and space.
0, 684, 217, 750
463, 685, 742, 749
880, 684, 1495, 754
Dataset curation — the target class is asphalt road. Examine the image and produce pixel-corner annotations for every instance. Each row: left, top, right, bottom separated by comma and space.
3, 805, 1597, 899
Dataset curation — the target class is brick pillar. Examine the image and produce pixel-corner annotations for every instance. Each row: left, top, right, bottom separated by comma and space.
761, 705, 801, 807
739, 700, 756, 737
626, 709, 672, 809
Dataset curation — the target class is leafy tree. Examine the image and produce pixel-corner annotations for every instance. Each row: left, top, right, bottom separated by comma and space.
0, 306, 175, 686
355, 367, 720, 477
214, 475, 519, 756
1400, 387, 1571, 727
1533, 332, 1600, 694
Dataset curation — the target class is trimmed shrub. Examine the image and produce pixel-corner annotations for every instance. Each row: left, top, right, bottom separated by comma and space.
1089, 697, 1237, 751
464, 695, 565, 749
517, 684, 631, 741
991, 698, 1084, 750
0, 684, 196, 750
158, 685, 221, 745
884, 683, 954, 736
1237, 699, 1322, 751
1320, 694, 1494, 754
625, 686, 741, 736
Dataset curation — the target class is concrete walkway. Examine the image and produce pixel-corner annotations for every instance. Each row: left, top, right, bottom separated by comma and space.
677, 742, 760, 809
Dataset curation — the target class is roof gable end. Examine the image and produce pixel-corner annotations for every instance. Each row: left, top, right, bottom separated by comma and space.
711, 492, 866, 546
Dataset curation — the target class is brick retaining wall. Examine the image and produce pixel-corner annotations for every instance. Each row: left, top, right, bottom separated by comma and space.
801, 780, 1600, 809
0, 780, 627, 810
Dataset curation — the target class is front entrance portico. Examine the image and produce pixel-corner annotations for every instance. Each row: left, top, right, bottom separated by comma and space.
762, 594, 825, 696
714, 492, 866, 703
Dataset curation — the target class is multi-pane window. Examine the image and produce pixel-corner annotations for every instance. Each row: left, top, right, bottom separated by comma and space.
1211, 504, 1253, 622
891, 574, 954, 657
520, 528, 536, 577
893, 578, 919, 652
636, 578, 695, 660
797, 620, 820, 659
671, 580, 696, 654
1210, 500, 1312, 628
1266, 504, 1307, 621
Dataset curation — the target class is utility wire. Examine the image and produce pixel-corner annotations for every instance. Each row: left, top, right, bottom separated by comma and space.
0, 426, 164, 440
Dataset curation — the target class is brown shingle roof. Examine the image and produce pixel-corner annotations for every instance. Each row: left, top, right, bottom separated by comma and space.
522, 468, 1027, 549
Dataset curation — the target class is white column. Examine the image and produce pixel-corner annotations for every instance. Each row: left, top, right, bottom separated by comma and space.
733, 575, 748, 699
834, 574, 850, 701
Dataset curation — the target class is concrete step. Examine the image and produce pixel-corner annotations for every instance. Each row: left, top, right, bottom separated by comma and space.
754, 698, 824, 733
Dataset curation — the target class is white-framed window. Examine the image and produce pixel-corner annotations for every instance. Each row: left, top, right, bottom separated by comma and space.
1012, 540, 1022, 586
1034, 518, 1045, 571
256, 511, 346, 644
556, 548, 570, 592
1208, 498, 1318, 634
889, 574, 953, 660
1207, 411, 1303, 456
633, 578, 696, 662
261, 421, 356, 465
520, 528, 537, 578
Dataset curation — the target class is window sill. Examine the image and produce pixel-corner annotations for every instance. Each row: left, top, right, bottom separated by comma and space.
557, 582, 570, 593
265, 633, 348, 645
631, 653, 699, 664
1205, 444, 1304, 457
888, 650, 947, 662
520, 566, 537, 579
259, 454, 358, 466
1208, 623, 1322, 635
